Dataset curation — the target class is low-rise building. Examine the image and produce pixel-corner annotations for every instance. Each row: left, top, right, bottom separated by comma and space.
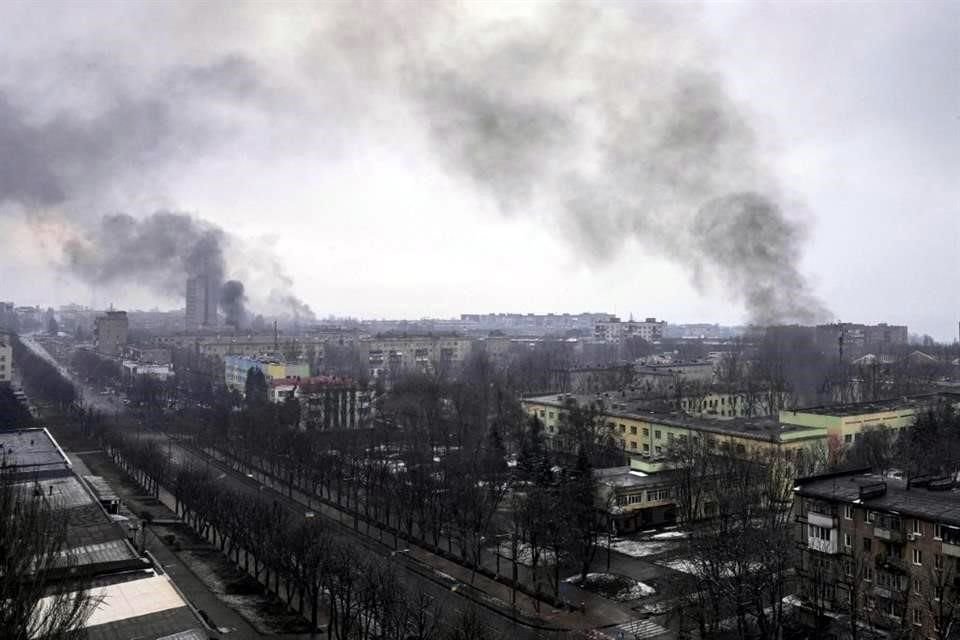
522, 393, 825, 474
795, 468, 960, 638
779, 392, 960, 449
269, 376, 373, 431
225, 354, 310, 393
121, 361, 174, 381
593, 466, 677, 532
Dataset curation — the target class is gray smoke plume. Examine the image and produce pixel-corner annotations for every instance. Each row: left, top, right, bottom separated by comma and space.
65, 212, 226, 294
269, 290, 317, 324
386, 5, 830, 323
0, 2, 829, 324
220, 280, 246, 329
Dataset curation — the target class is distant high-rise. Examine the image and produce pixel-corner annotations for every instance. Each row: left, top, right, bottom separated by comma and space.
185, 274, 219, 331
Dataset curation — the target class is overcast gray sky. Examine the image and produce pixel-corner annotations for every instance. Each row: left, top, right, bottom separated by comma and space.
0, 0, 957, 338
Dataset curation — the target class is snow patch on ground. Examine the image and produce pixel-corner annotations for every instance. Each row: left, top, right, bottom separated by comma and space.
651, 530, 688, 540
660, 559, 760, 577
600, 538, 673, 557
564, 572, 655, 602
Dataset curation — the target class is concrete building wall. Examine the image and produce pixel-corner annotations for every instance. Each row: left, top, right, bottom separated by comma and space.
362, 335, 472, 378
0, 337, 11, 383
94, 311, 128, 357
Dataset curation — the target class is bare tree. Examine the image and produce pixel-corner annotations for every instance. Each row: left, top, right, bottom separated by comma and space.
0, 463, 100, 640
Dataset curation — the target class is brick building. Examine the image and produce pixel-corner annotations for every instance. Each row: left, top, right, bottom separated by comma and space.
795, 468, 960, 638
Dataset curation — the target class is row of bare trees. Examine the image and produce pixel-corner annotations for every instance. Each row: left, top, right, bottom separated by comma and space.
97, 423, 510, 640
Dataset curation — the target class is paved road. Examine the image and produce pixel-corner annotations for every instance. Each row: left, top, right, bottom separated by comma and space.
153, 433, 571, 640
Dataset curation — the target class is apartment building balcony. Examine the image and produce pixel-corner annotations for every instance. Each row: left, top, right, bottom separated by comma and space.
876, 553, 907, 574
942, 542, 960, 558
805, 511, 837, 529
872, 515, 904, 543
807, 534, 839, 554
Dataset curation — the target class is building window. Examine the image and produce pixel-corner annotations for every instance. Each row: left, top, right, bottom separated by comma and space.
913, 608, 922, 626
844, 505, 854, 520
655, 446, 662, 455
643, 443, 650, 452
843, 533, 852, 548
935, 523, 943, 540
913, 576, 922, 595
867, 511, 878, 524
913, 549, 923, 566
646, 489, 671, 502
810, 525, 831, 541
864, 537, 872, 552
654, 430, 662, 440
630, 441, 637, 450
865, 565, 874, 581
549, 411, 555, 419
642, 427, 649, 437
843, 559, 854, 576
630, 425, 637, 435
913, 520, 923, 536
619, 424, 626, 433
844, 434, 852, 443
936, 554, 944, 570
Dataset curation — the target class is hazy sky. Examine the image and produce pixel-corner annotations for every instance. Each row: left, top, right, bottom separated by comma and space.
0, 1, 957, 338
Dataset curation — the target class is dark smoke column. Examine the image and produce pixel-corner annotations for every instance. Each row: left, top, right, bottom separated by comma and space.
219, 280, 247, 330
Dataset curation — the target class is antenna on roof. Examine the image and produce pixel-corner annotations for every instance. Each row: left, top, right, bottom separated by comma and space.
274, 320, 279, 352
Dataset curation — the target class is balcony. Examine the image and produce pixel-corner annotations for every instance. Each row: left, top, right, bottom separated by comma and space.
943, 542, 960, 558
808, 535, 839, 554
874, 526, 903, 543
806, 511, 837, 529
876, 554, 907, 574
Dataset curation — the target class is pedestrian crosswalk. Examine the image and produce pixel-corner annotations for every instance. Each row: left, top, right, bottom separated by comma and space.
600, 618, 669, 639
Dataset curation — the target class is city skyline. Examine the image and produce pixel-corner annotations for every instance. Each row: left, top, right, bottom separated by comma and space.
0, 1, 957, 339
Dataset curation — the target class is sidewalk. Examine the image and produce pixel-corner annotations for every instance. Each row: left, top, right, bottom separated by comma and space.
70, 449, 316, 640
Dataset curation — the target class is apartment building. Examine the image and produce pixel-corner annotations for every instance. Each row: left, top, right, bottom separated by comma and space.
795, 469, 960, 638
93, 310, 128, 357
362, 334, 472, 378
594, 317, 667, 342
157, 333, 333, 360
0, 333, 11, 384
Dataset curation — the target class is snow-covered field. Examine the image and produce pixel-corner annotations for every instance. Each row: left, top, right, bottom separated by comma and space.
564, 572, 655, 602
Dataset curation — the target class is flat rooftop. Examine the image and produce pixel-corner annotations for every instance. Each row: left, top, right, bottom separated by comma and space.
0, 428, 70, 475
525, 394, 818, 442
594, 467, 671, 489
797, 471, 960, 528
788, 392, 960, 417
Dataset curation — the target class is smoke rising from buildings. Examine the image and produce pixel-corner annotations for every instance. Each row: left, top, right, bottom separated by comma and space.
0, 2, 831, 324
220, 280, 247, 328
